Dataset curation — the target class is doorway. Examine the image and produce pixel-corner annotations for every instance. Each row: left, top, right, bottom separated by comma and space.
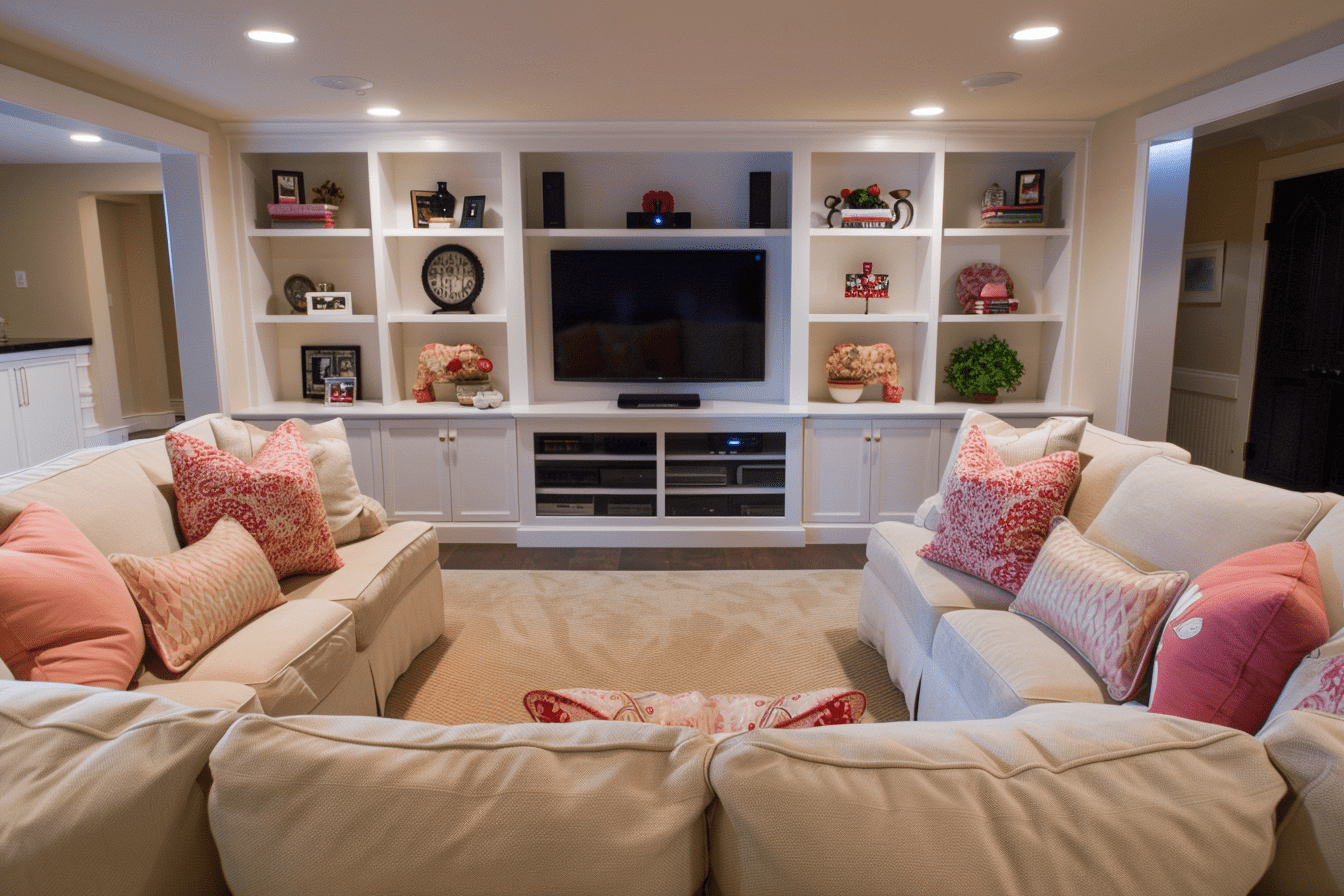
1244, 167, 1344, 490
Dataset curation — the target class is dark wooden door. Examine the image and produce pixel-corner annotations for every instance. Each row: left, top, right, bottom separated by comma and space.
1245, 167, 1344, 491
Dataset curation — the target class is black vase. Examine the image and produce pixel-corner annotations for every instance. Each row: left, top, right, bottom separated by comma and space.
429, 182, 456, 221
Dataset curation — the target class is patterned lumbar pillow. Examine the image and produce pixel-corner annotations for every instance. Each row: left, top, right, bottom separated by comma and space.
167, 420, 342, 578
916, 424, 1080, 594
1010, 517, 1189, 702
523, 688, 867, 734
110, 516, 284, 673
1148, 540, 1330, 733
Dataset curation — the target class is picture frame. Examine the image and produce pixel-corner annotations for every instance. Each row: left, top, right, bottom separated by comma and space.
272, 169, 305, 205
1180, 241, 1225, 305
460, 195, 486, 227
324, 376, 357, 406
1014, 169, 1044, 207
305, 291, 352, 315
301, 345, 360, 400
411, 190, 436, 228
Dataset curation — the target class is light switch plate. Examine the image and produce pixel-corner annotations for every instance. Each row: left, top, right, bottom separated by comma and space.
14, 271, 27, 288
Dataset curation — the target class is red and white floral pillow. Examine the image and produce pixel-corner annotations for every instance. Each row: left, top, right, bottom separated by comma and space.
917, 424, 1080, 593
523, 687, 867, 734
166, 421, 342, 578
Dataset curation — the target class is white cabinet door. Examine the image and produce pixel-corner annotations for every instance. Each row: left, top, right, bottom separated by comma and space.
340, 418, 384, 505
17, 357, 81, 464
803, 419, 873, 524
871, 421, 941, 524
380, 422, 452, 522
0, 367, 23, 475
448, 419, 518, 522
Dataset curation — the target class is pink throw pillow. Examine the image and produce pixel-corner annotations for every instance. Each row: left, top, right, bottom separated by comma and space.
1294, 653, 1344, 716
1149, 541, 1330, 734
0, 502, 145, 688
110, 516, 285, 673
1010, 518, 1189, 702
167, 421, 342, 578
917, 425, 1079, 593
522, 688, 866, 734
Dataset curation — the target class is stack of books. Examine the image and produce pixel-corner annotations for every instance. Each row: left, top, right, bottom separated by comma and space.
268, 203, 339, 229
967, 298, 1020, 314
840, 208, 894, 228
980, 204, 1044, 227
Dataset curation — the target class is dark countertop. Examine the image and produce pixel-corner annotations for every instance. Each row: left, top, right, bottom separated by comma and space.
0, 337, 93, 355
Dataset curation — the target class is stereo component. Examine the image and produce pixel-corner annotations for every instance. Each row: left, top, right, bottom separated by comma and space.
536, 500, 595, 515
737, 464, 786, 487
666, 465, 729, 486
706, 433, 762, 454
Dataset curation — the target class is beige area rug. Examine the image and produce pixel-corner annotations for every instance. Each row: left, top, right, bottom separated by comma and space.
385, 569, 908, 726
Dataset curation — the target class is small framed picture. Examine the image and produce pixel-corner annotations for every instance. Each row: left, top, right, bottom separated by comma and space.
461, 195, 486, 227
301, 345, 361, 400
272, 170, 305, 205
1014, 169, 1044, 207
324, 376, 357, 406
1180, 241, 1225, 305
411, 190, 436, 228
305, 291, 352, 315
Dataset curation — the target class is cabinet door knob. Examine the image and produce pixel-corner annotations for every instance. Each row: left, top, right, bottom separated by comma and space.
439, 435, 446, 442
873, 435, 881, 442
448, 433, 456, 442
863, 435, 872, 442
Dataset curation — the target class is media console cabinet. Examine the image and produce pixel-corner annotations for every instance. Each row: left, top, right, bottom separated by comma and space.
225, 121, 1090, 546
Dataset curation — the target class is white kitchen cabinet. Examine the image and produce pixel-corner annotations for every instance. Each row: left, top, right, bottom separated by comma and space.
804, 417, 941, 538
380, 418, 518, 526
0, 351, 83, 476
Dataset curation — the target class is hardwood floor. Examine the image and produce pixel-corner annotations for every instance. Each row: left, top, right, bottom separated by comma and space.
438, 542, 869, 571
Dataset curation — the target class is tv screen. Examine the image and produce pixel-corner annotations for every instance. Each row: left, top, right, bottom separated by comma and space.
550, 249, 767, 383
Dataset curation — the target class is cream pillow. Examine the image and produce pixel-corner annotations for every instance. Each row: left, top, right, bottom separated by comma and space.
210, 417, 385, 544
914, 410, 1087, 530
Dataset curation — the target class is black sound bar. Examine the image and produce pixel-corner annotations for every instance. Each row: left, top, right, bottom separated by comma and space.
617, 393, 701, 409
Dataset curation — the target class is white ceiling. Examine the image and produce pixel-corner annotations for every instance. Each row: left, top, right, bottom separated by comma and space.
0, 0, 1342, 126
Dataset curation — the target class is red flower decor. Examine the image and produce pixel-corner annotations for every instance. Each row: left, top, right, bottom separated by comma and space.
642, 190, 675, 214
477, 358, 493, 373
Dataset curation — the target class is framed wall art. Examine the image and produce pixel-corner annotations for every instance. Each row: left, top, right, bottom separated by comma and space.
305, 291, 352, 315
301, 345, 361, 400
324, 377, 357, 406
272, 170, 305, 205
460, 195, 486, 227
1180, 241, 1225, 305
411, 190, 436, 228
1014, 169, 1044, 207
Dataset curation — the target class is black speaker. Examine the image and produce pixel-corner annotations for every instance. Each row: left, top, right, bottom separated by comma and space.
542, 171, 565, 228
749, 171, 771, 228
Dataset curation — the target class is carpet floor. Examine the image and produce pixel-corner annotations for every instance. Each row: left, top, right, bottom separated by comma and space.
384, 569, 908, 726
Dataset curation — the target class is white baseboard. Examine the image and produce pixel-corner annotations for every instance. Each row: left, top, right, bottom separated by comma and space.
82, 426, 131, 447
122, 411, 181, 435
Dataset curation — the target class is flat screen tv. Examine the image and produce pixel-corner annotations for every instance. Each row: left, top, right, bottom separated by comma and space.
550, 249, 767, 383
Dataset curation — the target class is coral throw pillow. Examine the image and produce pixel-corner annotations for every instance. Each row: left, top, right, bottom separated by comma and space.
1010, 518, 1190, 702
0, 502, 145, 688
917, 425, 1080, 593
109, 516, 285, 673
1149, 541, 1330, 734
523, 688, 866, 734
167, 421, 342, 578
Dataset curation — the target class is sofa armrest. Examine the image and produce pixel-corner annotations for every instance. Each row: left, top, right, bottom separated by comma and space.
133, 680, 263, 713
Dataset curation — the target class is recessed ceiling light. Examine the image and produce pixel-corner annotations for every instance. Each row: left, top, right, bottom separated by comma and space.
911, 107, 944, 117
962, 72, 1021, 91
1013, 25, 1060, 41
70, 133, 102, 143
367, 107, 401, 117
246, 29, 295, 44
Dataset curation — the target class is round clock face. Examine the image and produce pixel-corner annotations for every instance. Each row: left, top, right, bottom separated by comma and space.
421, 244, 484, 312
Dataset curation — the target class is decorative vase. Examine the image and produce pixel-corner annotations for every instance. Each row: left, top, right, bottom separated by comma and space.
828, 379, 865, 403
973, 392, 998, 404
429, 182, 457, 222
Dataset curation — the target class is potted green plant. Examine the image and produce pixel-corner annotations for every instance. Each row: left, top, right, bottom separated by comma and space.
943, 334, 1024, 402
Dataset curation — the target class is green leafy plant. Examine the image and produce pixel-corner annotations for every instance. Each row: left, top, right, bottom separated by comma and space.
943, 334, 1024, 398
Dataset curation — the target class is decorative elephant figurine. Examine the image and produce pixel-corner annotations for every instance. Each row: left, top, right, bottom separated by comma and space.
825, 342, 903, 402
412, 342, 492, 402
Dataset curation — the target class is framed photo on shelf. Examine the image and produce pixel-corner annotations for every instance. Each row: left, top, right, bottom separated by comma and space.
1014, 169, 1044, 207
323, 376, 357, 406
460, 195, 486, 227
301, 345, 360, 400
272, 170, 305, 205
411, 190, 436, 228
1180, 241, 1225, 305
305, 291, 352, 315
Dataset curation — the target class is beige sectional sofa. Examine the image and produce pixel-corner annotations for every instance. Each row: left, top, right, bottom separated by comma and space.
0, 414, 443, 716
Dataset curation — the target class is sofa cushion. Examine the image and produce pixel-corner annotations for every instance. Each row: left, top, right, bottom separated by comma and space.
110, 516, 285, 673
916, 411, 1086, 530
707, 703, 1284, 896
917, 425, 1079, 594
1084, 455, 1335, 580
1010, 518, 1188, 702
1067, 424, 1191, 531
135, 598, 357, 716
0, 501, 145, 689
1149, 541, 1330, 734
167, 421, 343, 578
1307, 502, 1344, 636
0, 680, 236, 896
927, 609, 1115, 719
1255, 709, 1344, 896
279, 520, 439, 651
208, 716, 716, 896
523, 687, 865, 733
